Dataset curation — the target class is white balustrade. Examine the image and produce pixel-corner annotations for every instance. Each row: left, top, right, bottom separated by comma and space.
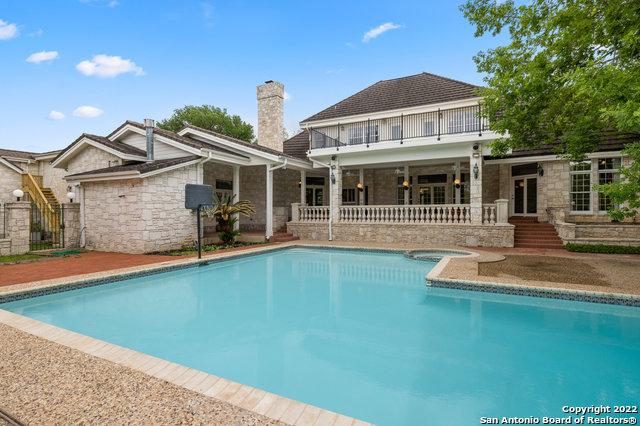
297, 205, 330, 222
338, 204, 472, 224
482, 204, 497, 224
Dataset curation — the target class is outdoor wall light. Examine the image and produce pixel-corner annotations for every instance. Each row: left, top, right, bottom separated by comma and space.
298, 180, 302, 188
12, 189, 24, 202
67, 191, 76, 203
454, 177, 461, 189
402, 180, 410, 190
356, 182, 364, 192
537, 163, 544, 177
330, 172, 336, 185
473, 163, 479, 180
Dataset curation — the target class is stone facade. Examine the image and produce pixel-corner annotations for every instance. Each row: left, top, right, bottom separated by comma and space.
287, 222, 514, 247
62, 203, 81, 248
5, 202, 30, 255
554, 221, 640, 246
67, 145, 121, 176
82, 165, 199, 253
0, 163, 22, 205
257, 81, 285, 152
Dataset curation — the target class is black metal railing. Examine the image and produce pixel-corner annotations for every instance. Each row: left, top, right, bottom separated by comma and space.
30, 201, 64, 251
309, 104, 489, 150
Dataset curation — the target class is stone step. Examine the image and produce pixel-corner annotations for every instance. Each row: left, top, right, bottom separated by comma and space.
515, 242, 565, 249
515, 235, 563, 241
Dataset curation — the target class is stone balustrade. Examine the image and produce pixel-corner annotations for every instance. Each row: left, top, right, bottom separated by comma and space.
339, 204, 472, 224
293, 204, 331, 223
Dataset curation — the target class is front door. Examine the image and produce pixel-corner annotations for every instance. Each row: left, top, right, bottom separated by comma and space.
305, 186, 324, 206
512, 176, 537, 215
419, 184, 446, 204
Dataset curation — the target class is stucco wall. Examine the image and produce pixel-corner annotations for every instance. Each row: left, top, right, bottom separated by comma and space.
83, 165, 199, 253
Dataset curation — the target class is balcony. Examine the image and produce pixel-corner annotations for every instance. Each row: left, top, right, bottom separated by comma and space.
308, 104, 489, 150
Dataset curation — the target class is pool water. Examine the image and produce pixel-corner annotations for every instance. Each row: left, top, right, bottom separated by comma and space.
2, 248, 639, 425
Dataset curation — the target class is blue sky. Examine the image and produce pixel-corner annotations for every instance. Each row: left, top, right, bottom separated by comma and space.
0, 0, 501, 152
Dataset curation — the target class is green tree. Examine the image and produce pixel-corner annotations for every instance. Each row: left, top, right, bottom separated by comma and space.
461, 0, 640, 218
158, 105, 254, 142
594, 144, 640, 221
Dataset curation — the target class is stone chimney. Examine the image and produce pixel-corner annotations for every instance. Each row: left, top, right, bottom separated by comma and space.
257, 80, 285, 152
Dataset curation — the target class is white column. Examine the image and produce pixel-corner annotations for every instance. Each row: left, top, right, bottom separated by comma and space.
330, 162, 342, 223
403, 165, 410, 205
266, 165, 274, 239
455, 161, 461, 204
233, 165, 240, 231
470, 152, 483, 224
358, 168, 364, 205
300, 169, 306, 204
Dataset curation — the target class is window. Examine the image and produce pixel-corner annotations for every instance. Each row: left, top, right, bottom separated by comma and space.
464, 110, 480, 132
454, 173, 470, 204
391, 124, 401, 140
570, 161, 591, 212
348, 126, 363, 145
511, 163, 538, 176
598, 158, 621, 211
342, 188, 356, 204
417, 174, 448, 184
348, 124, 379, 145
215, 179, 233, 190
423, 121, 435, 136
447, 111, 464, 133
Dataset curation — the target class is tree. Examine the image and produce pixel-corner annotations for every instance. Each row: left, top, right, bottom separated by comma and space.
594, 144, 640, 221
204, 193, 255, 245
461, 0, 640, 218
158, 105, 254, 142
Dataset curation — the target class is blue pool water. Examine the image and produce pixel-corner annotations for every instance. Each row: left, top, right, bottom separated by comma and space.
2, 248, 639, 425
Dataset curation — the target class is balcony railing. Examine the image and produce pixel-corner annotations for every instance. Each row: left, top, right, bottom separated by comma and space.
309, 104, 489, 150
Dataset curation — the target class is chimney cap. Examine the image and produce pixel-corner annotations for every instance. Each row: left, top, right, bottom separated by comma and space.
144, 118, 155, 128
264, 80, 274, 84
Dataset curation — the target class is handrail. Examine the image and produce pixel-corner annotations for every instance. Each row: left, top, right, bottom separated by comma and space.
22, 173, 54, 213
310, 103, 489, 149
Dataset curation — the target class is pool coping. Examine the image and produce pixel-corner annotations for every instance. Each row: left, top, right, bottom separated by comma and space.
426, 255, 640, 307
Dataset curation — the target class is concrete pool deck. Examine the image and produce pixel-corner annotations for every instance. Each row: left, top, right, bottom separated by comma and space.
1, 241, 639, 425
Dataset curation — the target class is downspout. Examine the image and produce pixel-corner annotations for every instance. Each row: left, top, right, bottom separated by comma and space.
311, 159, 333, 241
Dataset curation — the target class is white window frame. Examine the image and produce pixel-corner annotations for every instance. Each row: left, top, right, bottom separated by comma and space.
597, 157, 621, 213
569, 161, 592, 214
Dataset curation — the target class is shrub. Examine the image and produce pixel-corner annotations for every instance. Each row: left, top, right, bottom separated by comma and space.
565, 243, 640, 254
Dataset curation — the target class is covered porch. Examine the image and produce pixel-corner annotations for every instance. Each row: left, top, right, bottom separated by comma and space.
287, 150, 514, 247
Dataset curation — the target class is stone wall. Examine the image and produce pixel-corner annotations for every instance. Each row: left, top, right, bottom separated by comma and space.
0, 163, 22, 205
62, 203, 81, 248
554, 221, 640, 246
5, 202, 30, 255
83, 165, 198, 253
67, 145, 121, 176
0, 239, 10, 256
287, 222, 514, 247
42, 160, 69, 203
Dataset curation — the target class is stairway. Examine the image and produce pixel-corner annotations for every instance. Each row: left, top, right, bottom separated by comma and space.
40, 187, 60, 208
510, 217, 565, 249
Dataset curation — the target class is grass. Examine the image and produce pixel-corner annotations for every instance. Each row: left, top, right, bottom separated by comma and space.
565, 243, 640, 254
0, 253, 44, 264
151, 241, 266, 256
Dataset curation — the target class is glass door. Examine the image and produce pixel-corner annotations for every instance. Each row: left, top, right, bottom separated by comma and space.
512, 176, 537, 215
306, 186, 324, 206
419, 184, 446, 205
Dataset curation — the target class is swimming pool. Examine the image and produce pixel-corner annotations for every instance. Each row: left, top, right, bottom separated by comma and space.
1, 247, 639, 425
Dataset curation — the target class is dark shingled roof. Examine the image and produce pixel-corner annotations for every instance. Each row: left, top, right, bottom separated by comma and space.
283, 130, 309, 160
301, 72, 480, 123
0, 149, 39, 160
66, 156, 200, 178
52, 133, 147, 163
181, 124, 311, 163
484, 132, 639, 159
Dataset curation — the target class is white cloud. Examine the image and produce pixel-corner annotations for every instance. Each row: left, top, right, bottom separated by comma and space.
0, 19, 19, 40
48, 110, 65, 120
73, 105, 103, 118
201, 1, 214, 26
283, 91, 291, 101
30, 29, 43, 37
108, 0, 118, 7
325, 69, 343, 75
26, 50, 59, 64
362, 22, 402, 43
76, 54, 144, 78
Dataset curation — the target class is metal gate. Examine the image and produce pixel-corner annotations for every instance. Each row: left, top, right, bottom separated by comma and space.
30, 201, 64, 251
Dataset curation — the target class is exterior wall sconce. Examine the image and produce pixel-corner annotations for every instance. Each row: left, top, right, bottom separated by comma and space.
402, 180, 410, 190
13, 189, 24, 202
537, 163, 544, 177
298, 180, 302, 188
356, 182, 364, 192
454, 178, 461, 189
330, 172, 336, 185
473, 163, 479, 180
67, 191, 76, 203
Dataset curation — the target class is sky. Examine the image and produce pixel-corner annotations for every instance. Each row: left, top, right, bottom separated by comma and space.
0, 0, 502, 152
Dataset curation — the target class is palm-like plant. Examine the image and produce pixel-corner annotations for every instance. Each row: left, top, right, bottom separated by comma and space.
204, 193, 255, 244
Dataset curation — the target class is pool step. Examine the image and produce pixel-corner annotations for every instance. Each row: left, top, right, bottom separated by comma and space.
510, 217, 565, 249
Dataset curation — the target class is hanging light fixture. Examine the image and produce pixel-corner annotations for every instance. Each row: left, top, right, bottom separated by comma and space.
356, 182, 364, 192
402, 180, 410, 190
454, 177, 461, 189
537, 163, 544, 177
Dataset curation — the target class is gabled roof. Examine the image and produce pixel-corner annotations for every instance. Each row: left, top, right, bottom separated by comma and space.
65, 156, 200, 179
0, 148, 38, 160
52, 133, 147, 165
179, 124, 311, 164
301, 72, 481, 124
283, 130, 309, 160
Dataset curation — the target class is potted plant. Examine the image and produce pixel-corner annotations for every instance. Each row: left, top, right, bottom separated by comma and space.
204, 193, 255, 245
